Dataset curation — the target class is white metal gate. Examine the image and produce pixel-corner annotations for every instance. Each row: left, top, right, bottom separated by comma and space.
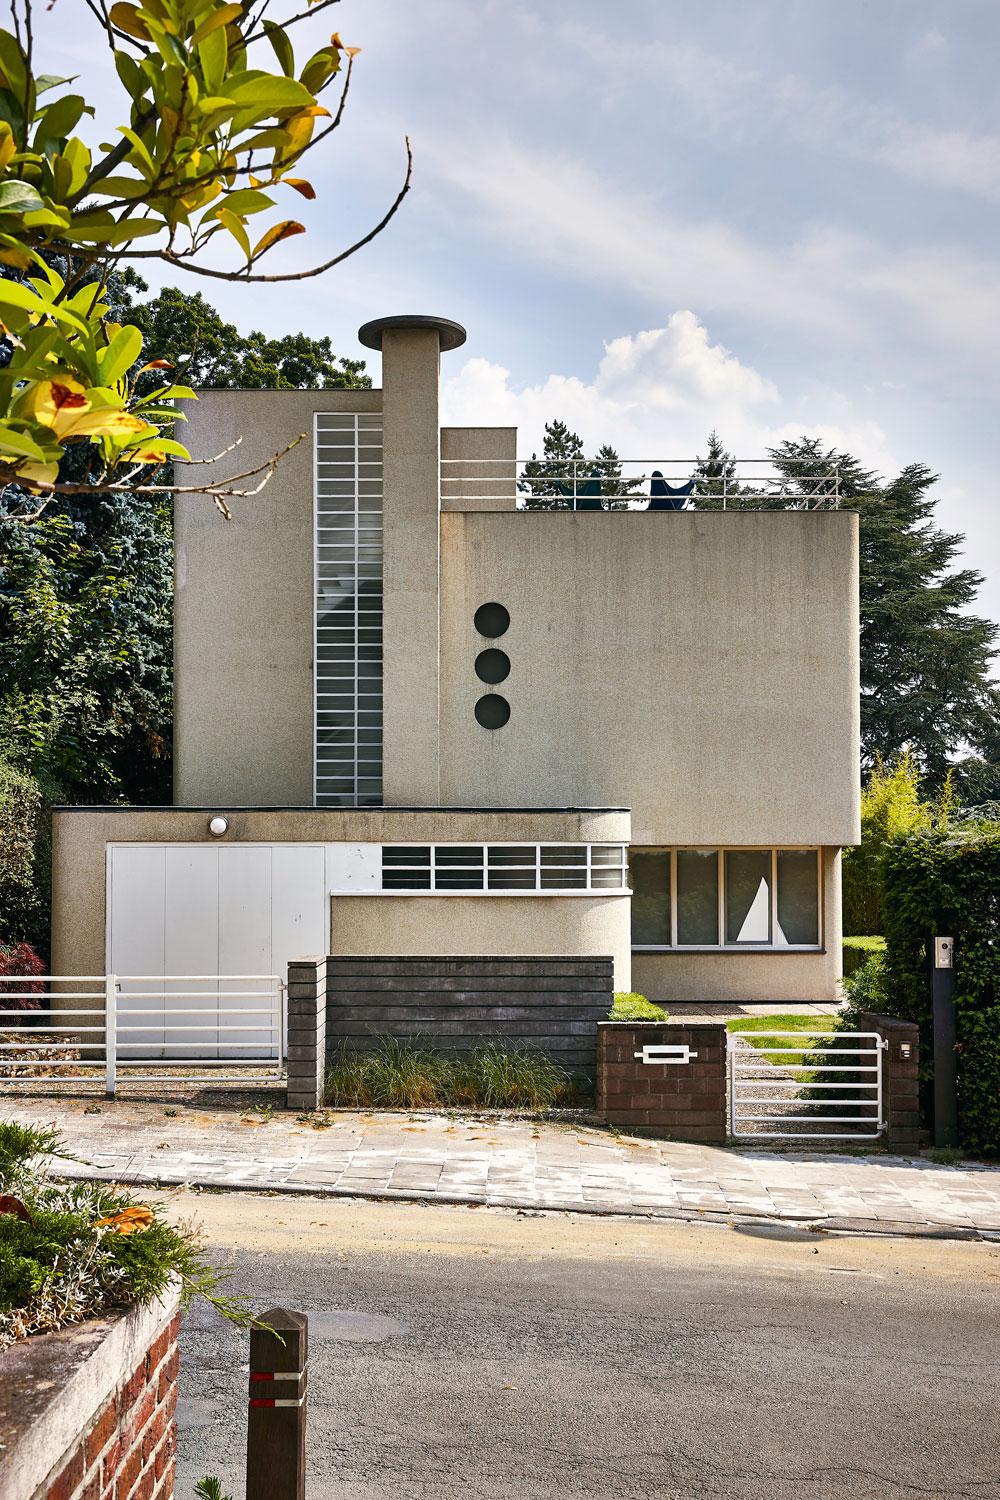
728, 1030, 885, 1140
0, 975, 285, 1095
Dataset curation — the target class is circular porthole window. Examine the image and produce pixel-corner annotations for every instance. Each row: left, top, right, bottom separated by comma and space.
473, 602, 510, 638
475, 693, 510, 730
475, 648, 510, 685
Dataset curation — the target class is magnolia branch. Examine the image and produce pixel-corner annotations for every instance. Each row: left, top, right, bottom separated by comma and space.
1, 434, 307, 523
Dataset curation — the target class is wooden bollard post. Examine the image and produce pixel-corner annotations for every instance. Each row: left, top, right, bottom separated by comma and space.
247, 1307, 308, 1500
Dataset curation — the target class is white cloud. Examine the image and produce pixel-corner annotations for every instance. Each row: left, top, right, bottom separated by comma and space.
442, 311, 895, 475
424, 132, 1000, 379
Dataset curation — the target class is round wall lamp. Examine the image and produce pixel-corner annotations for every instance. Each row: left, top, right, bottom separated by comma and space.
208, 815, 230, 838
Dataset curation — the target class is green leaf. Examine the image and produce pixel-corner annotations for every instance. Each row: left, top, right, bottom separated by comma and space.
0, 180, 45, 215
228, 76, 313, 114
33, 94, 91, 148
263, 22, 294, 77
98, 325, 144, 386
0, 30, 27, 95
70, 216, 163, 245
198, 27, 228, 93
0, 424, 48, 461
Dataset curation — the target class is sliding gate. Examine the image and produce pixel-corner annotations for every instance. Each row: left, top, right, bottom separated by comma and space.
728, 1030, 885, 1140
0, 975, 285, 1094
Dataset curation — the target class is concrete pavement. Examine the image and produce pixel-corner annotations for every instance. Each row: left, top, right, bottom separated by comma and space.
6, 1094, 1000, 1238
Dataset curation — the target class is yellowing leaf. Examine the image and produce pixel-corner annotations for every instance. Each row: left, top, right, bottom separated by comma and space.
108, 2, 152, 41
93, 1205, 156, 1235
283, 177, 315, 200
251, 219, 304, 258
0, 121, 14, 172
331, 32, 362, 57
191, 2, 242, 42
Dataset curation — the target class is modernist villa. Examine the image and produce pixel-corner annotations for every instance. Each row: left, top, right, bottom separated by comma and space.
50, 314, 860, 1008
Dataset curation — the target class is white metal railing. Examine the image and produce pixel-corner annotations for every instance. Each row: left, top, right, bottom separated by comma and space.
0, 975, 285, 1095
728, 1030, 885, 1140
439, 457, 841, 511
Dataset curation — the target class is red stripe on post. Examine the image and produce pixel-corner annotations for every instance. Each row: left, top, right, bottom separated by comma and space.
250, 1399, 276, 1409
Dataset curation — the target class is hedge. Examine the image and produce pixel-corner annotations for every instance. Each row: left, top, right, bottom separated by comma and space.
882, 826, 1000, 1156
842, 935, 886, 978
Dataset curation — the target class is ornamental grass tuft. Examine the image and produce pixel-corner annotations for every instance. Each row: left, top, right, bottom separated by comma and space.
324, 1037, 576, 1110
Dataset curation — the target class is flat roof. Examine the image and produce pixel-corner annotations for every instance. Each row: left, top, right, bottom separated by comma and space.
52, 804, 631, 814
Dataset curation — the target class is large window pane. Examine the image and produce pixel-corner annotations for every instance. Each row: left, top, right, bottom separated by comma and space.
677, 850, 719, 945
725, 851, 771, 944
629, 852, 670, 945
776, 850, 819, 945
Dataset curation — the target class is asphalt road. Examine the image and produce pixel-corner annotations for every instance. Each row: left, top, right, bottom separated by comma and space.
165, 1191, 1000, 1500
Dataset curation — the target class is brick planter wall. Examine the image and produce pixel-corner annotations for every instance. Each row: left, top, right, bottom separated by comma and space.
597, 1022, 728, 1142
0, 1288, 180, 1500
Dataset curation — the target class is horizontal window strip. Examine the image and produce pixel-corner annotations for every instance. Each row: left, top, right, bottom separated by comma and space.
373, 844, 628, 894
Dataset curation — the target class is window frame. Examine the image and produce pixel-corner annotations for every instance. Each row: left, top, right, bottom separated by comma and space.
370, 842, 629, 896
630, 846, 823, 952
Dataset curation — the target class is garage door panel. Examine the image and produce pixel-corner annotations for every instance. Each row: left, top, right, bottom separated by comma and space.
219, 846, 272, 1057
109, 846, 166, 1051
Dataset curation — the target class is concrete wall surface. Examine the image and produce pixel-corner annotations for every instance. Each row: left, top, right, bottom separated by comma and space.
174, 389, 382, 807
632, 847, 842, 1004
51, 806, 630, 978
439, 510, 861, 847
329, 894, 631, 991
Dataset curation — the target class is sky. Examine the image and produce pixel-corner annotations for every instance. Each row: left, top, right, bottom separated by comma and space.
49, 0, 1000, 632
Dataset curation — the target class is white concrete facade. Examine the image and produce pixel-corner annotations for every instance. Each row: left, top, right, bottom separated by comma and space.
52, 313, 860, 1006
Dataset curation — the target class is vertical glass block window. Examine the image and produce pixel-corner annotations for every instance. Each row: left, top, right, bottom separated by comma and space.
314, 413, 383, 805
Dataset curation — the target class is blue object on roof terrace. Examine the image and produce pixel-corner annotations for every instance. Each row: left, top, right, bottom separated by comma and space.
648, 470, 694, 511
574, 470, 604, 511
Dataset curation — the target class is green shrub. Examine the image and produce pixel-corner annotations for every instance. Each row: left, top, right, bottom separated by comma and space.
842, 935, 886, 978
323, 1037, 575, 1110
0, 758, 54, 955
881, 824, 1000, 1155
839, 950, 888, 1015
609, 992, 667, 1021
0, 1121, 259, 1349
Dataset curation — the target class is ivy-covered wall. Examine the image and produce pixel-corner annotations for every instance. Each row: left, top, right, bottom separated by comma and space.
882, 827, 1000, 1156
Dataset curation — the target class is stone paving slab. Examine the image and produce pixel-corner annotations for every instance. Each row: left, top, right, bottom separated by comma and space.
3, 1094, 1000, 1239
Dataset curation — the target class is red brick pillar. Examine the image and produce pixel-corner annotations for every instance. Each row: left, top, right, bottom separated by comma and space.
597, 1022, 728, 1142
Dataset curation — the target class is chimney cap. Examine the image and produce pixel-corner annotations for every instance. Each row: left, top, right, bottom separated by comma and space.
358, 314, 467, 352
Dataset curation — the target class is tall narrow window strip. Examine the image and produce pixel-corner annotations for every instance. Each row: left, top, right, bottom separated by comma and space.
315, 414, 384, 805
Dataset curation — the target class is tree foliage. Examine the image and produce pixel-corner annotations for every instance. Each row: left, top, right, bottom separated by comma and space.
519, 419, 634, 509
842, 753, 952, 935
124, 283, 371, 390
770, 439, 998, 782
0, 0, 406, 513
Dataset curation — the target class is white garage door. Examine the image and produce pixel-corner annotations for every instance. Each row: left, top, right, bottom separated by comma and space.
107, 844, 328, 1057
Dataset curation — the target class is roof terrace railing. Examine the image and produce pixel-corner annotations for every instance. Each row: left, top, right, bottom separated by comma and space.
440, 457, 841, 511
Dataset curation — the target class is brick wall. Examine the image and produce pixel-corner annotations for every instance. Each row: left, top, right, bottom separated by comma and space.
36, 1309, 178, 1500
860, 1010, 921, 1150
287, 956, 328, 1112
597, 1022, 728, 1142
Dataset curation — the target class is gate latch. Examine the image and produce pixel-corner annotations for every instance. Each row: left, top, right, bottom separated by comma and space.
634, 1044, 698, 1066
